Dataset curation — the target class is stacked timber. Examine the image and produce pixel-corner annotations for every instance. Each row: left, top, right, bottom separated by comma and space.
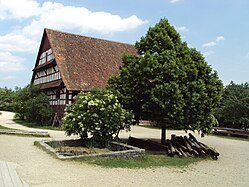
168, 133, 219, 160
128, 133, 219, 160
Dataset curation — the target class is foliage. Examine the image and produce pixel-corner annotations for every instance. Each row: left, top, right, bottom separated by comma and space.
108, 18, 223, 140
63, 89, 134, 146
14, 85, 52, 124
216, 82, 249, 130
0, 87, 16, 111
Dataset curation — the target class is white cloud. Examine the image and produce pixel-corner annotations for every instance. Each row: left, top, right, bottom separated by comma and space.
0, 0, 147, 86
0, 1, 147, 53
0, 0, 40, 19
1, 1, 147, 35
175, 26, 189, 33
0, 52, 26, 72
29, 2, 147, 35
0, 33, 39, 53
170, 0, 181, 3
202, 36, 225, 48
216, 36, 224, 42
202, 41, 217, 47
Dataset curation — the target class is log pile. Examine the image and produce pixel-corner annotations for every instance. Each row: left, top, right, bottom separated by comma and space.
168, 133, 219, 160
128, 133, 219, 160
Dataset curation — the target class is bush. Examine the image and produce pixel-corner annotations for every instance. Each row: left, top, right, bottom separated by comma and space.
14, 85, 52, 125
0, 87, 16, 111
63, 89, 134, 146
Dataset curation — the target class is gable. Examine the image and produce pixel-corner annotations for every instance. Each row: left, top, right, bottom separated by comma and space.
31, 28, 137, 91
45, 28, 137, 91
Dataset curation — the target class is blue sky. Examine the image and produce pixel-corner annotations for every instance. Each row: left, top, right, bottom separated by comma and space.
0, 0, 249, 88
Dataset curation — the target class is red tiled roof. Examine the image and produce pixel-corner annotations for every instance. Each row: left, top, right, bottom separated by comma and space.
44, 28, 137, 91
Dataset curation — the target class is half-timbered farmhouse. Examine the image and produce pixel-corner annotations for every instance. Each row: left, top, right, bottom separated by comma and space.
31, 28, 137, 120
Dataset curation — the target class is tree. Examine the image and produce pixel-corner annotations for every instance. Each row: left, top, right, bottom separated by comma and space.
216, 82, 249, 130
63, 89, 134, 147
108, 18, 223, 143
14, 85, 52, 124
0, 87, 15, 111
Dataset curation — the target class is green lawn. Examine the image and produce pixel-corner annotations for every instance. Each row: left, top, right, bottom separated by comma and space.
0, 125, 13, 130
70, 153, 204, 168
13, 118, 63, 131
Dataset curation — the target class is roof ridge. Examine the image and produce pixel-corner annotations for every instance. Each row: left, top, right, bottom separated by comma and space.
44, 28, 135, 47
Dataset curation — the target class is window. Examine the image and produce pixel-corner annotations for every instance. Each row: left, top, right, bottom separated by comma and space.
38, 48, 54, 65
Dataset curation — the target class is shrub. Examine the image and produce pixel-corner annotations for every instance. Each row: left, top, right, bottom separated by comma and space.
63, 89, 134, 146
14, 85, 52, 124
0, 87, 16, 111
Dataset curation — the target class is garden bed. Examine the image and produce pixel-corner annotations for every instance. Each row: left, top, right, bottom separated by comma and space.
36, 139, 145, 159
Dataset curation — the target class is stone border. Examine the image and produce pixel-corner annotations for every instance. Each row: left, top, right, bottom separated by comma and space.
0, 129, 50, 137
37, 140, 145, 159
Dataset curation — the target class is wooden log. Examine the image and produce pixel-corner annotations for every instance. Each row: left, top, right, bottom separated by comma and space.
178, 147, 188, 157
198, 142, 220, 159
166, 139, 176, 156
183, 136, 201, 156
187, 137, 207, 156
188, 133, 198, 142
179, 136, 191, 150
175, 147, 182, 157
171, 136, 188, 152
188, 133, 220, 159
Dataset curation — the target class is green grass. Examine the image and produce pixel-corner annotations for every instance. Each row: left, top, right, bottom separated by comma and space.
13, 118, 63, 131
71, 154, 204, 168
0, 125, 13, 130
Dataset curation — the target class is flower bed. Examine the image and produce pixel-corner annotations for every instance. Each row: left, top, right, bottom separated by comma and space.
36, 139, 145, 159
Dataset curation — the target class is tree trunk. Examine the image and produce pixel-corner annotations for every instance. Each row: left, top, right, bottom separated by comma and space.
161, 125, 166, 144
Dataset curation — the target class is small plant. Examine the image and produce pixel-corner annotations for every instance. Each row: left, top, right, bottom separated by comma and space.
63, 89, 134, 147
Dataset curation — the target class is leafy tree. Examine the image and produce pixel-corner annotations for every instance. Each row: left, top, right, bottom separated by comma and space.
0, 87, 16, 111
63, 89, 134, 147
14, 85, 52, 124
216, 82, 249, 130
108, 18, 223, 143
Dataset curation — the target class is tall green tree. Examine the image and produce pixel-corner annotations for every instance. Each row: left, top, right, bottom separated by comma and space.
108, 18, 223, 143
216, 82, 249, 130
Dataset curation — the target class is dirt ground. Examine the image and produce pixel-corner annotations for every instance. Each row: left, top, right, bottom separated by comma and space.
0, 111, 249, 187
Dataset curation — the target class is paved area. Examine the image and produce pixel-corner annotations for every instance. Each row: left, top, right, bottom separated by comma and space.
0, 160, 28, 187
0, 111, 249, 187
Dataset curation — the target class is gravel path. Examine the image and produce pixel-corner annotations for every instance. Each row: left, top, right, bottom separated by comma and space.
0, 111, 249, 187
